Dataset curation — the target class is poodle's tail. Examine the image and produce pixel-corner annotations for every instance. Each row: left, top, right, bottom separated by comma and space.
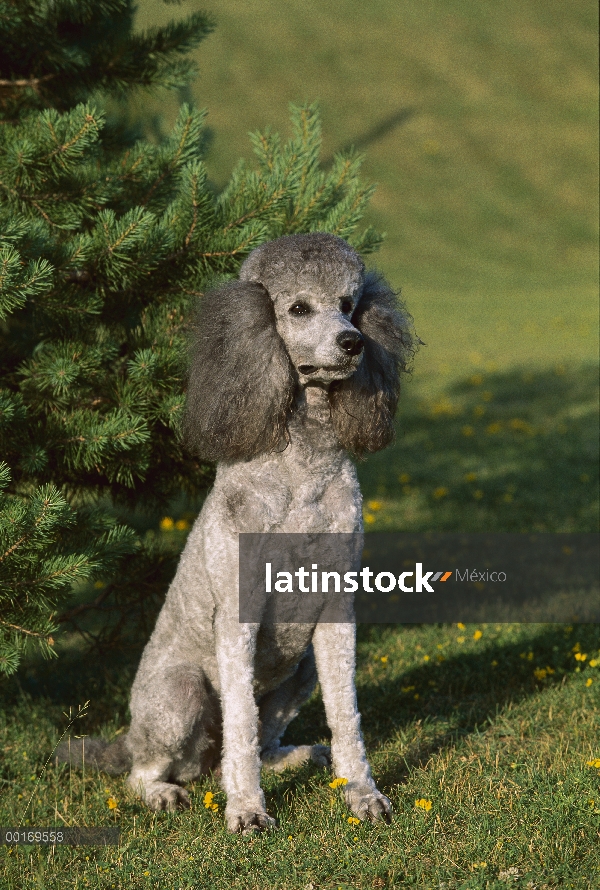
55, 735, 132, 776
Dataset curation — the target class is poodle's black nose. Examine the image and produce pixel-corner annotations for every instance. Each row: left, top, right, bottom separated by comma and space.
336, 331, 364, 356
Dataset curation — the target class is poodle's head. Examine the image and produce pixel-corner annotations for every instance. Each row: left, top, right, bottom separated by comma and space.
240, 233, 366, 386
184, 233, 416, 462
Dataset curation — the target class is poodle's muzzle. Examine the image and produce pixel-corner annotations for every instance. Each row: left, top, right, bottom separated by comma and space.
298, 332, 364, 376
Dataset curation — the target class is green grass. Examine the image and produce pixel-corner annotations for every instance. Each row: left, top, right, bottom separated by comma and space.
1, 1, 598, 887
1, 624, 599, 888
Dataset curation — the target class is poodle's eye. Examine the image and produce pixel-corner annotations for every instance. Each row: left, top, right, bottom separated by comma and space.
340, 300, 353, 315
289, 302, 312, 316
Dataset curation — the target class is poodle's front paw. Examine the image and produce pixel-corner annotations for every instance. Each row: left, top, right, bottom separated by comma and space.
145, 782, 191, 812
345, 783, 392, 823
225, 806, 277, 834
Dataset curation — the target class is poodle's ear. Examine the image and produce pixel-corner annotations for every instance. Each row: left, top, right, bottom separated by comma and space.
329, 271, 416, 457
184, 281, 295, 461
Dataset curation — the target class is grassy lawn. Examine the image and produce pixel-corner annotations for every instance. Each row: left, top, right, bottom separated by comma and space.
1, 0, 598, 887
1, 624, 599, 888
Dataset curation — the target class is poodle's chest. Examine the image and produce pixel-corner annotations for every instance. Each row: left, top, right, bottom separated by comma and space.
215, 448, 362, 534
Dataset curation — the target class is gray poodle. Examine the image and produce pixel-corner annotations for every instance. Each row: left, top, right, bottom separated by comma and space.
58, 233, 414, 832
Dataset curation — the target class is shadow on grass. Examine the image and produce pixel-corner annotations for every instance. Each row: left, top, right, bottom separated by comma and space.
321, 106, 416, 165
359, 363, 599, 532
272, 622, 600, 802
1, 622, 598, 813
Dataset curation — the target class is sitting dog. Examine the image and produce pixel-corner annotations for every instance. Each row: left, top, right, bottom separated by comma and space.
59, 233, 414, 832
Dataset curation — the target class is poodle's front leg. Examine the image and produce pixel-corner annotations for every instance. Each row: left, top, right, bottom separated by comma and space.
214, 616, 276, 833
312, 622, 392, 822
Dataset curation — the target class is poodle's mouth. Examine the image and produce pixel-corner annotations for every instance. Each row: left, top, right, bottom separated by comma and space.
298, 364, 354, 375
298, 362, 359, 382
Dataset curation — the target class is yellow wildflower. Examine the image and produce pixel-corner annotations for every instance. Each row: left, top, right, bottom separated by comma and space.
364, 513, 376, 525
329, 777, 348, 789
586, 759, 600, 768
457, 636, 465, 644
106, 797, 118, 810
462, 425, 475, 437
534, 668, 547, 680
401, 685, 415, 693
414, 798, 432, 811
589, 659, 598, 667
380, 656, 388, 664
399, 473, 411, 484
575, 652, 587, 661
203, 791, 218, 811
486, 421, 501, 434
509, 418, 528, 431
160, 517, 174, 531
457, 622, 465, 630
473, 630, 482, 640
464, 472, 477, 482
347, 816, 360, 825
586, 678, 593, 687
175, 519, 190, 531
367, 500, 383, 512
433, 486, 448, 499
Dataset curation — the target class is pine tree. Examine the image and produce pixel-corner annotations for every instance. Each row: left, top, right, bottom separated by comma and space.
0, 0, 382, 675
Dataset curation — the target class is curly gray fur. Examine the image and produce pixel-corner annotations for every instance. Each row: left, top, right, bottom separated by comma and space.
184, 280, 295, 461
330, 270, 413, 455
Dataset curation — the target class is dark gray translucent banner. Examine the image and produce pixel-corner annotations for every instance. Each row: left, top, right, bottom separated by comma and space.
238, 533, 599, 623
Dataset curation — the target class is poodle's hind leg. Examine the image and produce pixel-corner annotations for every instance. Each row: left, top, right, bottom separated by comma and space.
127, 662, 221, 812
258, 646, 331, 773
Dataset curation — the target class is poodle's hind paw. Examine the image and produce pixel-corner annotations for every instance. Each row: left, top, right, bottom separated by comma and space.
309, 744, 331, 768
261, 743, 331, 773
345, 784, 393, 823
144, 782, 191, 812
226, 807, 277, 834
